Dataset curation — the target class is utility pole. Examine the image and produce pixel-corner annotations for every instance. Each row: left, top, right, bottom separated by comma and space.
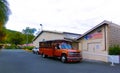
26, 31, 28, 46
26, 29, 29, 46
40, 24, 43, 31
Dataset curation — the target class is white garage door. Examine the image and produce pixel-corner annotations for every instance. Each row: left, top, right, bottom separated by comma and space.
87, 42, 106, 61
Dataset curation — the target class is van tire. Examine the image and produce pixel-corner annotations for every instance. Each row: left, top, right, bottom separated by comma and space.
61, 55, 67, 63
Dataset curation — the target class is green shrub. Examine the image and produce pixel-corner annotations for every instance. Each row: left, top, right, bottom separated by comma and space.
23, 46, 34, 50
109, 45, 120, 55
0, 44, 3, 49
5, 44, 20, 49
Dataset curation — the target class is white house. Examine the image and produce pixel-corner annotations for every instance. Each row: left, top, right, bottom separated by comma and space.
77, 20, 120, 62
33, 30, 81, 48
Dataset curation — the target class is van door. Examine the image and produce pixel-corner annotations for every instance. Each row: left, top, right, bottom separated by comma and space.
54, 44, 61, 57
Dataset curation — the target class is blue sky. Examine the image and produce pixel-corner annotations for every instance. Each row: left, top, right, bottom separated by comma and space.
6, 0, 120, 34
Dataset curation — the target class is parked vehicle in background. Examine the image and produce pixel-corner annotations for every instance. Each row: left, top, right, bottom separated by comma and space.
39, 39, 82, 63
32, 47, 39, 54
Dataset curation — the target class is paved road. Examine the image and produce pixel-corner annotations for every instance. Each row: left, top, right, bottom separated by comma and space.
0, 49, 120, 73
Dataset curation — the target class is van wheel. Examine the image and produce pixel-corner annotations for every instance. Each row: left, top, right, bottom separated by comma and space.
61, 55, 67, 63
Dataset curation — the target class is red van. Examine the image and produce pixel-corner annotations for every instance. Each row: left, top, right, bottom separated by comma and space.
39, 39, 82, 63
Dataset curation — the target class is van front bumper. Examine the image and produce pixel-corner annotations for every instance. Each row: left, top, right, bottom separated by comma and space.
67, 57, 82, 62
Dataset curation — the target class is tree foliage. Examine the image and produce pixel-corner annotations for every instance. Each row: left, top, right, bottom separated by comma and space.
9, 32, 24, 45
0, 0, 11, 41
1, 29, 35, 45
22, 27, 37, 35
0, 27, 6, 41
22, 27, 37, 44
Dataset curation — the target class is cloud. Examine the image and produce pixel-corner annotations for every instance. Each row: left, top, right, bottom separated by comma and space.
6, 0, 120, 34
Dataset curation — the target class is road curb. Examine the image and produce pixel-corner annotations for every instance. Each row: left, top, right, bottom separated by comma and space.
24, 49, 32, 52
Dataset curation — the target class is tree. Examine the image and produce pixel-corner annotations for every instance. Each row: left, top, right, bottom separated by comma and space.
22, 27, 36, 44
2, 29, 25, 45
10, 32, 24, 45
0, 0, 11, 41
0, 27, 6, 41
1, 29, 35, 45
22, 27, 37, 35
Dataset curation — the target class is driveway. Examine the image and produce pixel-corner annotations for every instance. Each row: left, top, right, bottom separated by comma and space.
0, 49, 120, 73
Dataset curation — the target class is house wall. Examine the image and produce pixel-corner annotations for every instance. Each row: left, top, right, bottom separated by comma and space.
72, 42, 79, 49
78, 25, 108, 62
108, 24, 120, 46
33, 32, 64, 47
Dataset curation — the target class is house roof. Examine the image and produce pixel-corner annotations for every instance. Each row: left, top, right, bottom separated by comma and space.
77, 20, 119, 40
39, 39, 73, 43
33, 30, 81, 42
32, 30, 63, 41
63, 32, 81, 36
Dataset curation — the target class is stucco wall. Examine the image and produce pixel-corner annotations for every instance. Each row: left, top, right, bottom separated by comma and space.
33, 32, 64, 47
78, 25, 108, 62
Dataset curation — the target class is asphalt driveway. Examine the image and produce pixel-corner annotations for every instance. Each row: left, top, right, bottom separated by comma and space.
0, 49, 120, 73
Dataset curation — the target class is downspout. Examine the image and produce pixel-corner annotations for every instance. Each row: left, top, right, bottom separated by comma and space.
104, 24, 107, 51
104, 24, 109, 62
104, 26, 106, 51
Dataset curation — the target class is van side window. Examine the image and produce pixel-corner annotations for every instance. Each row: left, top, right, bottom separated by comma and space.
56, 44, 60, 49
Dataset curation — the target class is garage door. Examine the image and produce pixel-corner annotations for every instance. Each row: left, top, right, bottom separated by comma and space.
87, 42, 104, 61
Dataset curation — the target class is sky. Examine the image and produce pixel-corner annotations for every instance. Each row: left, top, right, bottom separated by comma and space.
6, 0, 120, 34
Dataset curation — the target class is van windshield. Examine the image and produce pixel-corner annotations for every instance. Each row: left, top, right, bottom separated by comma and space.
60, 43, 72, 49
